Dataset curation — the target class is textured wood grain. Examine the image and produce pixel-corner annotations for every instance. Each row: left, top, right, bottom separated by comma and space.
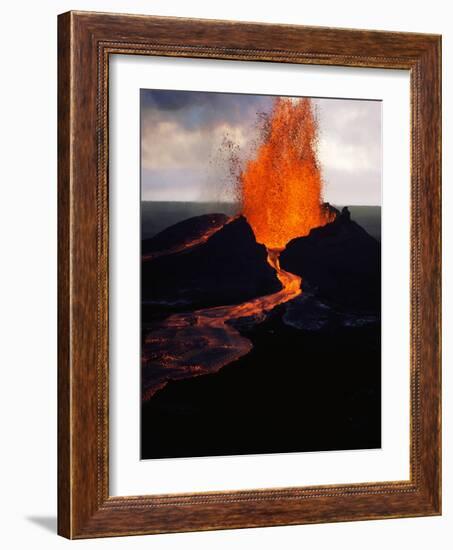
57, 10, 441, 539
57, 11, 71, 538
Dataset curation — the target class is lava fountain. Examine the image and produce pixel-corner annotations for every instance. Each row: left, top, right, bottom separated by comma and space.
241, 97, 333, 249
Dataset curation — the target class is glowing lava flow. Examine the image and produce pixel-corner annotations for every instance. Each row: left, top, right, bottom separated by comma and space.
194, 249, 301, 324
142, 217, 232, 261
267, 249, 301, 299
141, 248, 301, 401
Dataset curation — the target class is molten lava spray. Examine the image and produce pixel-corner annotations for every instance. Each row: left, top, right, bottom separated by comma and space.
241, 97, 333, 250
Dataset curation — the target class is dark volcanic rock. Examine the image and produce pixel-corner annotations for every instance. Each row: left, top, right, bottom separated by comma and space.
282, 291, 378, 331
280, 207, 380, 311
142, 215, 281, 310
141, 307, 381, 459
142, 213, 228, 256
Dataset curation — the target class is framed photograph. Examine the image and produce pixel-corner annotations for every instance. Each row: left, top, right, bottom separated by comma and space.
58, 11, 441, 539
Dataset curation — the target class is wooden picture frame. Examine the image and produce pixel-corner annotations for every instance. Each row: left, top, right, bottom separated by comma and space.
58, 10, 441, 539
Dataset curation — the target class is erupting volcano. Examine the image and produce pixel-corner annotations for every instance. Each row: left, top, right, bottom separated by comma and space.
140, 88, 382, 459
141, 98, 337, 400
241, 98, 334, 250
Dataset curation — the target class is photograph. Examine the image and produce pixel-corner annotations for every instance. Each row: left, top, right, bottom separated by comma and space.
0, 0, 446, 545
140, 89, 382, 459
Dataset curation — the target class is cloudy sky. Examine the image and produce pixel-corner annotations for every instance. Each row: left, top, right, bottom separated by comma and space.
141, 89, 381, 206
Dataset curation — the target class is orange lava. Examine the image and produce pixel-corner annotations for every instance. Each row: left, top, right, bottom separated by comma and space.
241, 97, 334, 249
142, 218, 232, 261
267, 249, 301, 298
200, 248, 301, 323
142, 247, 301, 401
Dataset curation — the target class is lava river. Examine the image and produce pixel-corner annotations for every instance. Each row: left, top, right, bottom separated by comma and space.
141, 248, 301, 401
